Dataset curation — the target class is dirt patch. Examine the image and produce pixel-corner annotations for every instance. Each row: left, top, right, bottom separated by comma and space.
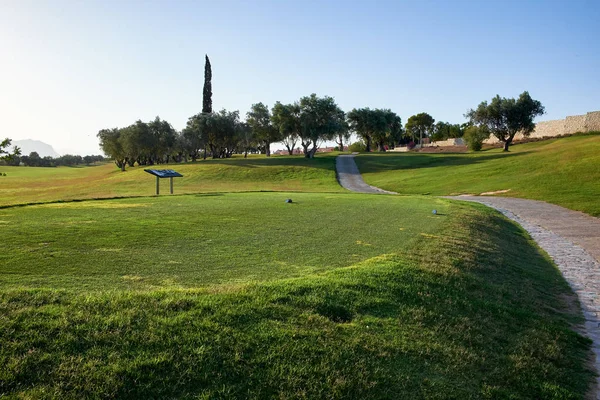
480, 189, 511, 196
413, 146, 468, 153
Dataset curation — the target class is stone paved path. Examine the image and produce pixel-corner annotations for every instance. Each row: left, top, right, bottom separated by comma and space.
336, 155, 396, 194
447, 196, 600, 398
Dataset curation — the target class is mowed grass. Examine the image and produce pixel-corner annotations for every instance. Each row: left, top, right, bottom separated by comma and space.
0, 155, 343, 207
0, 193, 594, 398
355, 133, 600, 216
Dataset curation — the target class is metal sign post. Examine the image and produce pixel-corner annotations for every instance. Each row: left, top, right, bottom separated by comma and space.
144, 169, 183, 195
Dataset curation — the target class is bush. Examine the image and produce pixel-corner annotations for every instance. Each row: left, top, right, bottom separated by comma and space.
463, 126, 489, 151
348, 141, 367, 153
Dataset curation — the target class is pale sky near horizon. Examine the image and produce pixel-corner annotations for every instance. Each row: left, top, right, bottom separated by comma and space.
1, 0, 599, 156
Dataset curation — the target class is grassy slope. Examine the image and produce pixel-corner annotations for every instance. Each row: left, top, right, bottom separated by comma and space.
0, 193, 593, 398
355, 133, 600, 216
0, 155, 342, 207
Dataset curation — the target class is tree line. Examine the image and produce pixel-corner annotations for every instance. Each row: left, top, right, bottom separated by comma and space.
98, 54, 545, 169
9, 152, 104, 167
98, 93, 409, 170
98, 91, 543, 171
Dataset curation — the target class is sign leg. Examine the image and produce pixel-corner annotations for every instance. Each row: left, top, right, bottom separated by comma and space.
170, 177, 173, 194
156, 176, 160, 195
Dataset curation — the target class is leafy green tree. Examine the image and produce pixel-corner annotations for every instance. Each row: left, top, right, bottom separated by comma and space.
271, 102, 301, 155
405, 113, 435, 146
26, 152, 42, 167
463, 126, 489, 151
211, 109, 241, 158
347, 109, 401, 152
182, 113, 209, 161
120, 121, 152, 166
236, 122, 254, 158
246, 103, 280, 157
97, 128, 127, 171
348, 140, 367, 152
372, 109, 401, 152
297, 94, 345, 158
148, 116, 177, 163
0, 138, 21, 167
431, 121, 463, 142
347, 108, 373, 152
334, 110, 350, 152
203, 55, 212, 114
466, 91, 544, 151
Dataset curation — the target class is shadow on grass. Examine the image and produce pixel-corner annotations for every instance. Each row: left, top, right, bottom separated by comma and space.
187, 156, 338, 172
357, 151, 530, 172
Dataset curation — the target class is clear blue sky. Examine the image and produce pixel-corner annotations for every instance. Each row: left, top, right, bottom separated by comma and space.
1, 0, 599, 155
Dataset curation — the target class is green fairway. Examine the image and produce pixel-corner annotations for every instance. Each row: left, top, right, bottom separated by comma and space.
355, 133, 600, 216
0, 193, 593, 398
0, 155, 343, 207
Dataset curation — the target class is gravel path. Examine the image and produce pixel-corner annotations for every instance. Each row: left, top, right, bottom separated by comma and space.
447, 196, 600, 397
336, 155, 396, 194
336, 155, 600, 395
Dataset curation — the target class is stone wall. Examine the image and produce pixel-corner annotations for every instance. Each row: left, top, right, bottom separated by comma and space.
482, 110, 600, 145
564, 115, 587, 134
531, 119, 564, 138
429, 138, 465, 147
586, 111, 600, 131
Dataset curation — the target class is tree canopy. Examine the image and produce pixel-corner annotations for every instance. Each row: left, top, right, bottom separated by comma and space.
271, 102, 301, 155
466, 91, 544, 151
431, 121, 464, 142
347, 109, 401, 152
298, 94, 346, 158
202, 55, 212, 114
246, 103, 280, 157
0, 138, 20, 162
405, 113, 435, 146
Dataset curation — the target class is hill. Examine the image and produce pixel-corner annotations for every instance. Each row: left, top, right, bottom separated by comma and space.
355, 133, 600, 216
0, 193, 593, 398
11, 139, 60, 157
0, 155, 343, 207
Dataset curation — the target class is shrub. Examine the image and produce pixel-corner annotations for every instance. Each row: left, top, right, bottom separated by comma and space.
348, 141, 367, 153
464, 126, 489, 151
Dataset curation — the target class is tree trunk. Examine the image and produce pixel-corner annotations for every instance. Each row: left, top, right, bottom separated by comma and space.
503, 132, 516, 152
301, 141, 311, 158
244, 149, 248, 158
378, 141, 386, 152
265, 141, 271, 157
365, 136, 372, 152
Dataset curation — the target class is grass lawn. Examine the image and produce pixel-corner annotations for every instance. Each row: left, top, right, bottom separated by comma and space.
0, 154, 343, 207
355, 133, 600, 216
0, 193, 594, 398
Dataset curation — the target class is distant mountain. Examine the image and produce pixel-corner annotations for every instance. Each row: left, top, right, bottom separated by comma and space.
11, 140, 60, 158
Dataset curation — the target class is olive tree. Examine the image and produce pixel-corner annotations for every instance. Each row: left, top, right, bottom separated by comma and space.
405, 113, 435, 147
466, 91, 544, 151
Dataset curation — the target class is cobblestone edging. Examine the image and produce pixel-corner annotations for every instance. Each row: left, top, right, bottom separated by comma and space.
448, 197, 600, 398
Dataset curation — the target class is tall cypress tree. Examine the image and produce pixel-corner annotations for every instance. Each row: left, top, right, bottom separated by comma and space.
202, 55, 212, 114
